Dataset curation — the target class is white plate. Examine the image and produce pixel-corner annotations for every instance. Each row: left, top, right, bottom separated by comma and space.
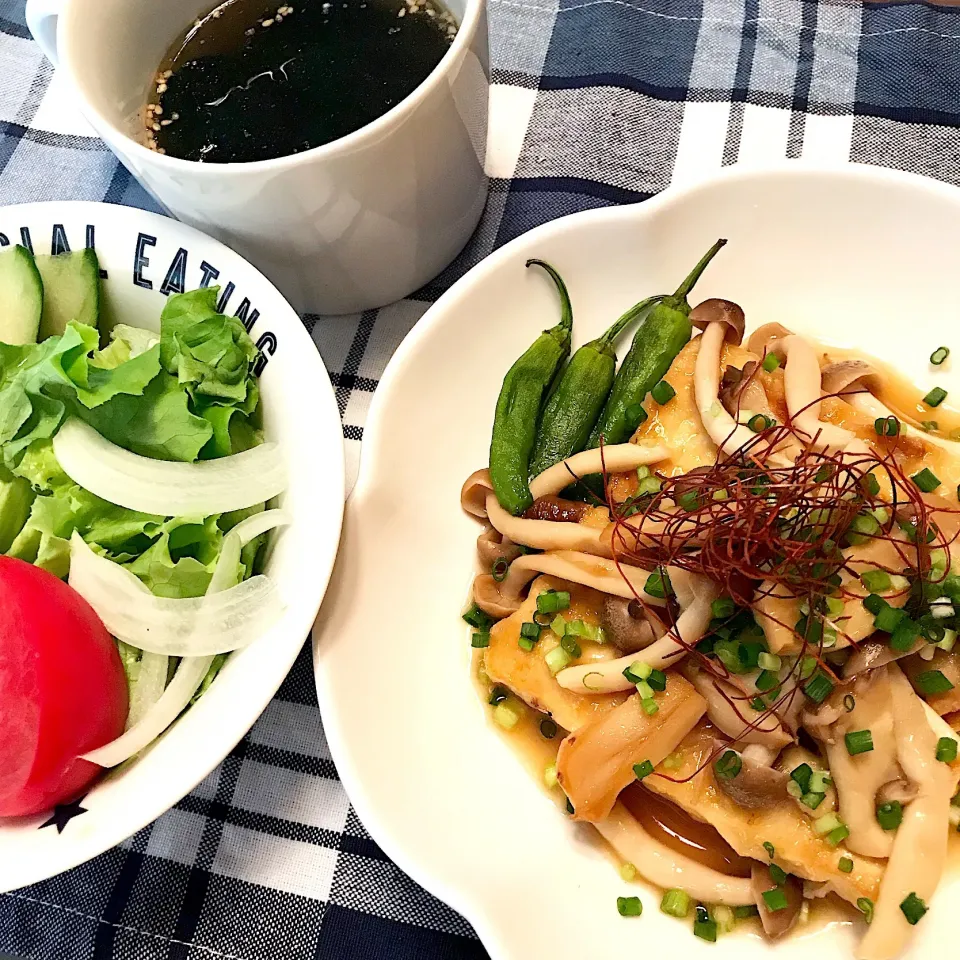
0, 201, 344, 892
314, 163, 960, 959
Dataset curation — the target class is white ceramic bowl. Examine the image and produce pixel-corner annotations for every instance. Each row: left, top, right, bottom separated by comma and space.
314, 163, 960, 960
0, 201, 344, 892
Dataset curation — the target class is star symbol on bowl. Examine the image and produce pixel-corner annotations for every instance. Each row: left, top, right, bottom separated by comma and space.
39, 798, 88, 834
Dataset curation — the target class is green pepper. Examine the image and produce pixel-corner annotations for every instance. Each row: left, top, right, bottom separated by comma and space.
528, 279, 662, 478
489, 259, 573, 515
587, 238, 727, 449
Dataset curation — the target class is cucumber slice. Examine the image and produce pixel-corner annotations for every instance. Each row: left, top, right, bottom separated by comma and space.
0, 472, 34, 554
0, 244, 43, 345
35, 248, 101, 340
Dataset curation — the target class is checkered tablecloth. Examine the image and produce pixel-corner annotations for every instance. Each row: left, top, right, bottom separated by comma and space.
3, 0, 960, 956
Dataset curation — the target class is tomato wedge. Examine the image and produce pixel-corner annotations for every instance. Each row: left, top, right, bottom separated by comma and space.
0, 557, 128, 817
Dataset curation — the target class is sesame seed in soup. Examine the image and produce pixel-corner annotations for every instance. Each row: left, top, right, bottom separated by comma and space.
145, 0, 458, 163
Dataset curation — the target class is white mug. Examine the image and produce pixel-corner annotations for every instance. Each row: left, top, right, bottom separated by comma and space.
26, 0, 489, 315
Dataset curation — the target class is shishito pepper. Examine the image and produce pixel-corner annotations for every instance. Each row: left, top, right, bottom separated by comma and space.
587, 238, 727, 449
488, 259, 572, 515
528, 275, 661, 478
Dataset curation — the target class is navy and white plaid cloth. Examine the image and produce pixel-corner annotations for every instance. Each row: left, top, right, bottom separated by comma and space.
3, 0, 960, 956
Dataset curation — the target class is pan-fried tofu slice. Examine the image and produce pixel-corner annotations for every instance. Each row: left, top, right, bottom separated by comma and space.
484, 575, 628, 733
644, 722, 884, 906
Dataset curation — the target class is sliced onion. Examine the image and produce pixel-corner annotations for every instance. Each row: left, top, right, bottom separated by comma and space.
229, 509, 290, 547
68, 532, 284, 656
82, 655, 214, 767
53, 418, 286, 516
125, 652, 169, 729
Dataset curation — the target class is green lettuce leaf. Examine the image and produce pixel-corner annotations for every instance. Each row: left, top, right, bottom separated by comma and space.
160, 289, 258, 404
77, 371, 213, 462
124, 516, 224, 598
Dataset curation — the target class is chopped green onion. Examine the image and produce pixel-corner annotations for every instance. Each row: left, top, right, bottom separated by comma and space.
791, 763, 813, 792
550, 614, 568, 637
520, 621, 541, 641
748, 413, 773, 433
809, 770, 832, 793
871, 506, 891, 525
916, 669, 955, 696
647, 668, 667, 692
626, 403, 648, 429
755, 669, 779, 693
931, 346, 950, 366
540, 718, 558, 740
804, 671, 834, 704
623, 661, 652, 684
860, 570, 891, 593
493, 700, 522, 730
676, 490, 700, 512
924, 386, 948, 408
537, 590, 570, 614
922, 419, 939, 432
620, 862, 637, 882
488, 685, 509, 705
617, 896, 642, 917
847, 512, 881, 545
762, 888, 789, 912
769, 864, 788, 886
839, 856, 854, 874
862, 472, 881, 497
799, 655, 818, 680
636, 465, 650, 481
814, 813, 842, 836
711, 596, 736, 619
471, 632, 490, 648
644, 568, 671, 599
713, 488, 729, 501
560, 633, 581, 658
912, 468, 942, 493
876, 801, 903, 831
636, 680, 655, 700
750, 697, 766, 711
713, 905, 735, 935
802, 791, 826, 810
787, 781, 803, 800
492, 557, 509, 582
826, 596, 846, 618
843, 694, 856, 712
763, 841, 775, 859
938, 629, 958, 653
641, 698, 659, 716
734, 905, 760, 919
544, 646, 572, 674
863, 593, 887, 616
858, 898, 874, 924
651, 380, 676, 405
463, 605, 493, 631
693, 905, 717, 942
762, 352, 781, 372
937, 737, 958, 763
758, 652, 782, 672
634, 760, 654, 781
845, 729, 875, 756
637, 476, 661, 497
889, 617, 920, 652
900, 892, 927, 926
827, 825, 850, 846
660, 889, 691, 918
518, 636, 536, 652
714, 750, 742, 781
874, 416, 900, 437
543, 762, 558, 788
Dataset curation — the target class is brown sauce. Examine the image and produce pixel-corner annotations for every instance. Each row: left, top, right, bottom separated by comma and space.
621, 782, 754, 877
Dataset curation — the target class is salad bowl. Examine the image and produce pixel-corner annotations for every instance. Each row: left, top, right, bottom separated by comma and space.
0, 201, 344, 892
313, 162, 960, 960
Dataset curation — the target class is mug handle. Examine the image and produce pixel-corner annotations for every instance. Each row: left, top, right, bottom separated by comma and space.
26, 0, 64, 67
